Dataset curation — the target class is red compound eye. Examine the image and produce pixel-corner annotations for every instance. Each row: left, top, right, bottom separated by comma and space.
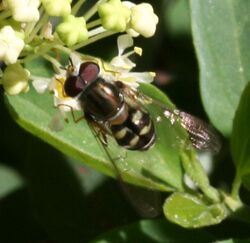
79, 62, 100, 82
64, 76, 84, 97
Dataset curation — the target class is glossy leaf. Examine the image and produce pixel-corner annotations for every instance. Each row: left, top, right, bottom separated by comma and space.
190, 0, 250, 136
90, 219, 215, 243
231, 82, 250, 189
163, 192, 227, 228
5, 57, 194, 192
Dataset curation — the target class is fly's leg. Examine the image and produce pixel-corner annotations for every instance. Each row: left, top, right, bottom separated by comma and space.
56, 104, 84, 123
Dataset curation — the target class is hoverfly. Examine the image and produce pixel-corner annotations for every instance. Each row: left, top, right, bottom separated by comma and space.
52, 58, 220, 217
51, 36, 221, 217
56, 55, 220, 154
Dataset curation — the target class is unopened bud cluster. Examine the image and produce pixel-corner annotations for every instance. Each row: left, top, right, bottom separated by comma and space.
0, 0, 158, 95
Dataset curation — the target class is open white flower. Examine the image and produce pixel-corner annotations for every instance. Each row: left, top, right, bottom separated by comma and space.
110, 34, 135, 70
66, 35, 155, 88
50, 73, 82, 113
6, 0, 40, 22
32, 76, 52, 93
108, 34, 155, 87
31, 64, 81, 113
0, 26, 24, 64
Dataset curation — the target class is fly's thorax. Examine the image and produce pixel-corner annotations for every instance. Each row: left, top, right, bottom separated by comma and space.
80, 78, 125, 122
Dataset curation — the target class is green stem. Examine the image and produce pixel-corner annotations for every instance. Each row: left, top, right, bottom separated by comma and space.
0, 10, 11, 20
19, 52, 41, 63
72, 30, 116, 50
24, 21, 37, 37
20, 42, 55, 63
181, 150, 220, 203
223, 192, 243, 213
53, 44, 72, 55
26, 11, 49, 43
83, 0, 105, 21
86, 19, 102, 29
24, 7, 44, 37
231, 172, 242, 200
71, 0, 86, 15
42, 54, 62, 73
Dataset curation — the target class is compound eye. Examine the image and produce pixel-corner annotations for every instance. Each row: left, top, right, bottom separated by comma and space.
79, 62, 100, 82
64, 76, 84, 97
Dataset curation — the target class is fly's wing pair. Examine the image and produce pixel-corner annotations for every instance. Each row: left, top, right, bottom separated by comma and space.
119, 82, 221, 154
49, 81, 221, 218
86, 117, 163, 218
85, 82, 221, 218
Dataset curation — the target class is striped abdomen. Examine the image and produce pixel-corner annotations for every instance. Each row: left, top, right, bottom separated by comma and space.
110, 106, 156, 151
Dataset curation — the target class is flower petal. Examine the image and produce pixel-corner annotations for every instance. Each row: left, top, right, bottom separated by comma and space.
32, 77, 51, 93
117, 34, 134, 55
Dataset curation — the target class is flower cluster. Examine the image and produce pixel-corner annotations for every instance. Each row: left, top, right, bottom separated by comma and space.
0, 0, 158, 95
99, 0, 158, 37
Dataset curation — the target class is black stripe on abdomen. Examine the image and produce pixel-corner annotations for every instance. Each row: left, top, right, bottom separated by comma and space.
111, 108, 156, 150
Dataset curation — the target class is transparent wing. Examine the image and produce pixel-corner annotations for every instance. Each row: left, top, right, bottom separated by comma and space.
118, 82, 221, 154
177, 111, 221, 153
86, 118, 162, 218
118, 182, 162, 218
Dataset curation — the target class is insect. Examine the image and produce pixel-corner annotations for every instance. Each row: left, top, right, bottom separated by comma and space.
62, 61, 156, 151
58, 57, 221, 154
53, 54, 221, 217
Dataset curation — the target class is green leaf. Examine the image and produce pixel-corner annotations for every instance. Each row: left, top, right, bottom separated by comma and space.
165, 0, 191, 36
217, 240, 234, 243
90, 219, 215, 243
216, 239, 250, 243
231, 82, 250, 189
163, 192, 227, 228
181, 151, 220, 202
190, 0, 250, 136
25, 56, 55, 77
5, 58, 194, 192
0, 163, 24, 198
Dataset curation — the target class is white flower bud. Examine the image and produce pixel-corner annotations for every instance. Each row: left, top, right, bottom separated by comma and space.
6, 0, 40, 22
0, 26, 24, 64
123, 2, 159, 38
42, 0, 72, 17
2, 63, 30, 95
